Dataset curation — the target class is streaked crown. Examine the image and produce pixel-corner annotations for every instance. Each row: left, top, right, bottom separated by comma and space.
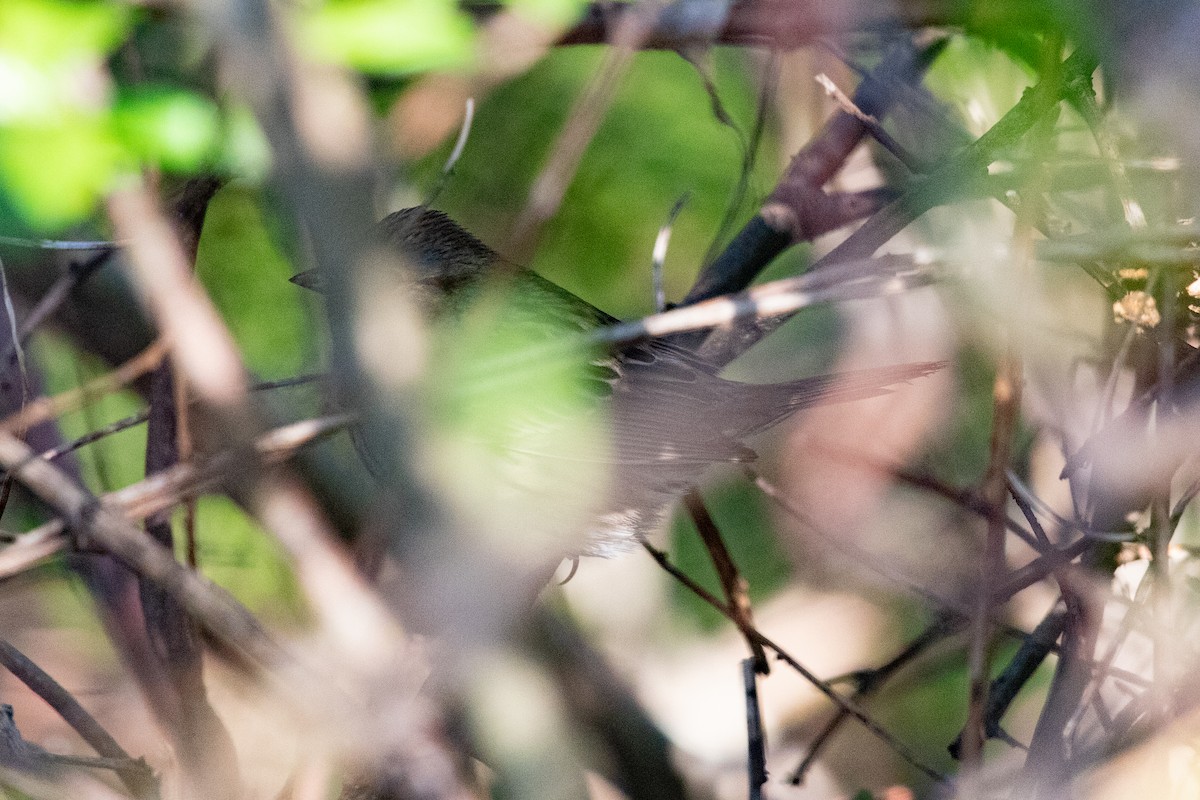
378, 207, 500, 292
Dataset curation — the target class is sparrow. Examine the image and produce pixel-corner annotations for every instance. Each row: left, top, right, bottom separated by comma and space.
294, 207, 941, 555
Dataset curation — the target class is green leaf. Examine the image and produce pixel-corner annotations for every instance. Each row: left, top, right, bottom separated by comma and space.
0, 0, 129, 64
113, 86, 221, 171
300, 0, 475, 75
0, 1, 134, 224
0, 116, 124, 227
217, 105, 272, 180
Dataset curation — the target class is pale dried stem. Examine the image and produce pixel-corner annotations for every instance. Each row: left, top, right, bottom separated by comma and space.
0, 425, 282, 666
0, 413, 354, 580
107, 187, 247, 412
105, 179, 401, 670
0, 340, 167, 435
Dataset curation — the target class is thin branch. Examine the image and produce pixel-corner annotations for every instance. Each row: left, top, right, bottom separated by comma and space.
543, 1, 1056, 50
814, 72, 926, 172
108, 178, 407, 682
695, 46, 778, 267
962, 338, 1024, 768
33, 373, 325, 468
641, 539, 947, 783
0, 413, 354, 580
1149, 267, 1178, 721
749, 463, 1108, 630
747, 467, 977, 615
595, 252, 937, 345
813, 442, 1045, 549
458, 253, 938, 388
652, 193, 690, 312
16, 251, 112, 347
0, 426, 284, 667
789, 615, 957, 784
0, 640, 156, 797
38, 411, 150, 466
509, 3, 653, 257
1063, 64, 1147, 231
0, 340, 168, 435
0, 257, 29, 396
1008, 479, 1053, 550
683, 489, 768, 672
107, 187, 249, 419
129, 172, 238, 799
682, 36, 944, 312
744, 659, 767, 800
950, 605, 1067, 759
425, 97, 476, 209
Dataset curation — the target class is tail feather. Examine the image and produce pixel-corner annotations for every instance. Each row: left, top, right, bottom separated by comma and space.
738, 361, 946, 436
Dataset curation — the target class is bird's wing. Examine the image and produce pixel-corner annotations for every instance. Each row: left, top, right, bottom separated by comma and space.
484, 271, 943, 466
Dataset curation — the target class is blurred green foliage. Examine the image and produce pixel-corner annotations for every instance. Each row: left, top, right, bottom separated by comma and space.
0, 0, 131, 226
0, 0, 127, 62
112, 86, 221, 172
197, 186, 318, 380
924, 37, 1035, 136
506, 0, 593, 29
35, 334, 144, 493
32, 332, 304, 620
0, 0, 262, 229
184, 498, 304, 618
410, 47, 779, 317
300, 0, 476, 75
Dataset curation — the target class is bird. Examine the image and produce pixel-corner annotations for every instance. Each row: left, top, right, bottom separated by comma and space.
293, 207, 942, 556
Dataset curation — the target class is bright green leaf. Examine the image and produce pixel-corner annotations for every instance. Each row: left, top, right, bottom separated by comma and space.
218, 105, 272, 179
0, 0, 129, 63
300, 0, 475, 75
0, 115, 125, 227
113, 86, 221, 171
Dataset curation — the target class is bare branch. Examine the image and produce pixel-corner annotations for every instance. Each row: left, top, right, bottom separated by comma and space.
0, 641, 156, 797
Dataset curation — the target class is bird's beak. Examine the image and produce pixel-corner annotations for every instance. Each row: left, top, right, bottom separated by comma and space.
290, 269, 324, 293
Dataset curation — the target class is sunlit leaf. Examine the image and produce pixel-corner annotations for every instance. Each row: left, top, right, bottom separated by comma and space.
0, 116, 124, 227
300, 0, 475, 75
217, 105, 272, 179
0, 0, 129, 63
113, 86, 221, 171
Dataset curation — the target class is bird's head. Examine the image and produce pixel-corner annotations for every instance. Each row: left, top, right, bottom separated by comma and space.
376, 206, 500, 293
290, 206, 501, 296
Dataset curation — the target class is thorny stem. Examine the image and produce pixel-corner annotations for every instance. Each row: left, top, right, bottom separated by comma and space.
961, 340, 1023, 770
962, 38, 1065, 774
